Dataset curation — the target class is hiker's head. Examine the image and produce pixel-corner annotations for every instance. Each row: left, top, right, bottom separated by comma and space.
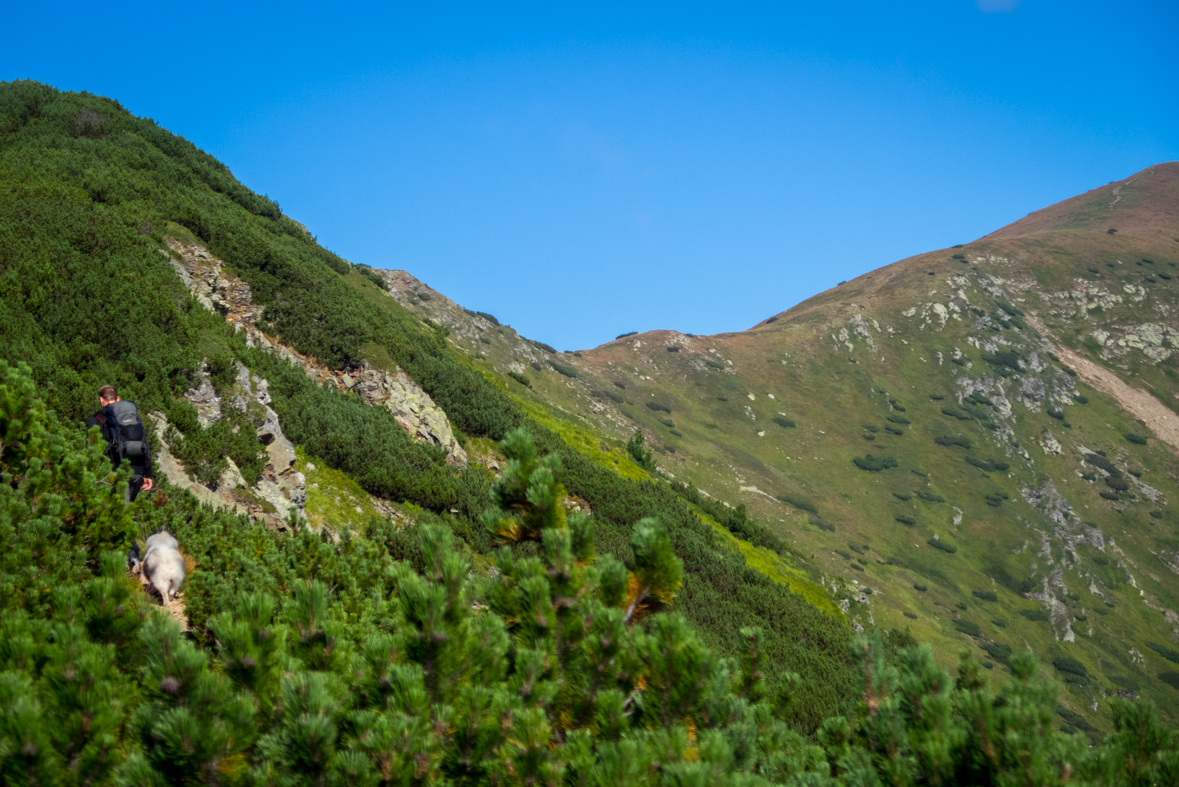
98, 384, 120, 407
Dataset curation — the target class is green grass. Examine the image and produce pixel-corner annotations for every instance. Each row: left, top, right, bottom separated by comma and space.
297, 447, 387, 532
693, 505, 843, 619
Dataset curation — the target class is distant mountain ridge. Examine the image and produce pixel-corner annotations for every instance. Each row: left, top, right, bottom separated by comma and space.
983, 162, 1179, 240
393, 161, 1179, 731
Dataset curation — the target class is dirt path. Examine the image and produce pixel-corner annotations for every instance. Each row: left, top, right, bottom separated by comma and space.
133, 563, 190, 631
1052, 345, 1179, 454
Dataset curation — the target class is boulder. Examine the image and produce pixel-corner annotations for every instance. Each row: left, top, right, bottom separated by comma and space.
351, 363, 468, 465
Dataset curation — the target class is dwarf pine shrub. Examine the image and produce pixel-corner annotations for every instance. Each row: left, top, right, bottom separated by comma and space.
854, 454, 898, 472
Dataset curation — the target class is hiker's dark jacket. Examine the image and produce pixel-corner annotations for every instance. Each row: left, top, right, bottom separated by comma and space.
87, 405, 153, 479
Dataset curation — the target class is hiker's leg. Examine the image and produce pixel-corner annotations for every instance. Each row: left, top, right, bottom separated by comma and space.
128, 474, 145, 503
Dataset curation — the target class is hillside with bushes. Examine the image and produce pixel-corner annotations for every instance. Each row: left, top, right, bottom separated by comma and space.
383, 163, 1179, 734
1, 80, 1178, 782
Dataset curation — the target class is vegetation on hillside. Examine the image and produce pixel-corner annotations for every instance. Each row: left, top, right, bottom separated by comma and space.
4, 79, 1179, 772
0, 81, 855, 729
3, 363, 1178, 785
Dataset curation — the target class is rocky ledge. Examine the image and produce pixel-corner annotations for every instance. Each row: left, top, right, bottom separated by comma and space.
152, 361, 308, 527
164, 239, 467, 465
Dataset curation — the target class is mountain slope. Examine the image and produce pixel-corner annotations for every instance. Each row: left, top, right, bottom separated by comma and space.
983, 162, 1179, 239
391, 162, 1179, 731
4, 79, 1177, 738
0, 80, 858, 732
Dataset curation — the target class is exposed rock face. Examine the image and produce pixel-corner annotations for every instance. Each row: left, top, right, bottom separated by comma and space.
178, 361, 307, 523
350, 364, 467, 460
165, 239, 466, 465
148, 412, 236, 514
167, 241, 264, 329
184, 376, 221, 428
1029, 568, 1076, 643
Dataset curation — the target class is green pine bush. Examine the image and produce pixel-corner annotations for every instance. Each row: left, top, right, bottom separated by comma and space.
853, 454, 898, 472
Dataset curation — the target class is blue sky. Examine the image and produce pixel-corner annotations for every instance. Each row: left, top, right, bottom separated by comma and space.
5, 2, 1177, 349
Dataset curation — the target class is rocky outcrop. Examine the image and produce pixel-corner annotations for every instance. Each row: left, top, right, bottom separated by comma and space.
167, 241, 265, 329
151, 409, 303, 532
184, 376, 221, 428
343, 364, 464, 459
179, 362, 307, 522
165, 238, 466, 465
148, 413, 238, 514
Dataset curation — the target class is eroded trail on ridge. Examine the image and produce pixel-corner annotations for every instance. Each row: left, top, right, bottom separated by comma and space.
1055, 345, 1179, 454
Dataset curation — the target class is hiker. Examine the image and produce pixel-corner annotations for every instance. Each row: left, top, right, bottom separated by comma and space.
87, 384, 154, 502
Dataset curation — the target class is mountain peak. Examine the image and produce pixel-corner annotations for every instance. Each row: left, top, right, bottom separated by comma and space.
982, 161, 1179, 241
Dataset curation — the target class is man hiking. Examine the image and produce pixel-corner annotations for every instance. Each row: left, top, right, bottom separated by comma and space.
87, 384, 154, 502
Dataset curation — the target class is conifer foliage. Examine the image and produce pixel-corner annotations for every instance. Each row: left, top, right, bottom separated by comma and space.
0, 80, 854, 724
2, 362, 1178, 785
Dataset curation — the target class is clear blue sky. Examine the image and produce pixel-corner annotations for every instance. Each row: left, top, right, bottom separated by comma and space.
5, 2, 1177, 350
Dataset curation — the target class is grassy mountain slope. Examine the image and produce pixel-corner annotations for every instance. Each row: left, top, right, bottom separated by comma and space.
389, 163, 1179, 732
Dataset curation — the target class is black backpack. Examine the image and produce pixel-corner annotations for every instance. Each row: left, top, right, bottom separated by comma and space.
101, 401, 149, 466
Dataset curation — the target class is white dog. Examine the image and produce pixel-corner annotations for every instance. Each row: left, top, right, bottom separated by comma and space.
143, 530, 186, 604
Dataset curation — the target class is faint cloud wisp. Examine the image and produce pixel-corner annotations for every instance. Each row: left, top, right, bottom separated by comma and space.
976, 0, 1021, 12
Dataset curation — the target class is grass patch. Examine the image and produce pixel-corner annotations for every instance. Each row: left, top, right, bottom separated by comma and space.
298, 447, 386, 533
695, 507, 842, 618
506, 385, 650, 482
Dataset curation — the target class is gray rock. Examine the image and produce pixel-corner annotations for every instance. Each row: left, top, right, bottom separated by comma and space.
184, 374, 221, 428
254, 474, 306, 521
350, 363, 468, 465
167, 355, 308, 523
219, 458, 247, 490
226, 362, 306, 518
148, 413, 242, 513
